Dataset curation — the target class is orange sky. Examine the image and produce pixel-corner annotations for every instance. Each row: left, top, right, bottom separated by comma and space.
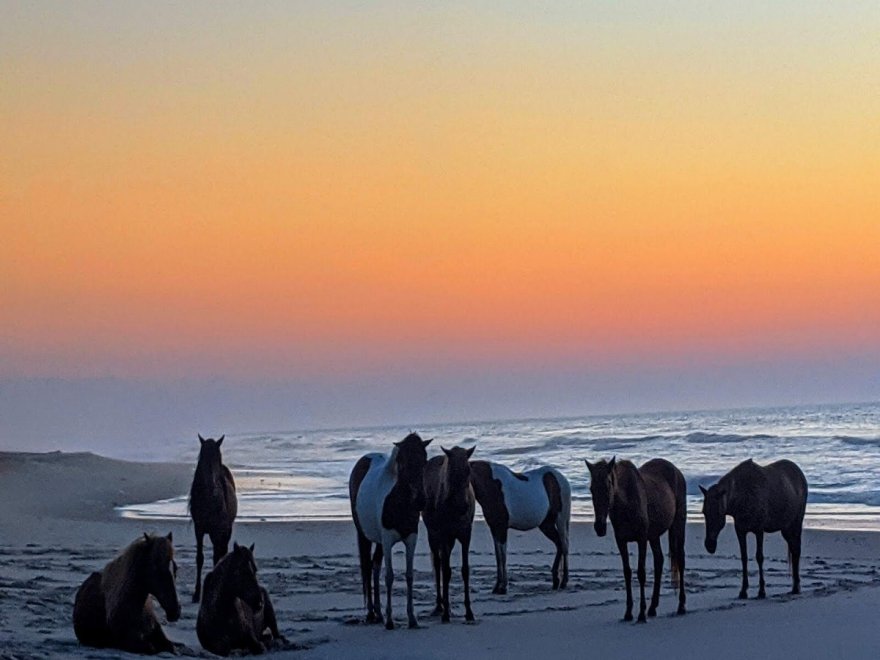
2, 2, 878, 384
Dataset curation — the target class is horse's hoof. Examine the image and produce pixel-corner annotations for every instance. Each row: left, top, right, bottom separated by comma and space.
637, 614, 647, 624
385, 620, 395, 631
623, 613, 633, 622
559, 581, 568, 590
465, 612, 475, 623
647, 608, 657, 617
737, 591, 748, 600
492, 586, 507, 595
757, 591, 767, 600
677, 605, 687, 616
791, 587, 801, 596
408, 620, 420, 630
552, 579, 560, 590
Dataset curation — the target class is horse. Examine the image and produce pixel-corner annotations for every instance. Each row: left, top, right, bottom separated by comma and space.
73, 532, 181, 654
349, 432, 432, 629
190, 434, 238, 603
586, 457, 687, 622
196, 542, 282, 656
700, 458, 807, 599
423, 445, 477, 623
470, 460, 571, 594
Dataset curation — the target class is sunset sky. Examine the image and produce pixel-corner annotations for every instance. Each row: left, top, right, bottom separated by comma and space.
2, 2, 878, 448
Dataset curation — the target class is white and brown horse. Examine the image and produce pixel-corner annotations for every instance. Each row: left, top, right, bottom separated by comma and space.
349, 432, 431, 629
470, 461, 571, 594
423, 445, 476, 623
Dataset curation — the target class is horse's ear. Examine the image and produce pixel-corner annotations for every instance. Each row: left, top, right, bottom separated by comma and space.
198, 434, 205, 444
609, 456, 616, 469
166, 531, 173, 542
699, 485, 708, 497
143, 532, 150, 543
393, 440, 402, 447
585, 459, 593, 473
465, 445, 476, 459
442, 446, 452, 457
423, 438, 433, 448
233, 541, 240, 551
217, 435, 224, 446
249, 543, 255, 553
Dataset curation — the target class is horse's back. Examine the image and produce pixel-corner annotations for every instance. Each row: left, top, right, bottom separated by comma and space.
764, 459, 808, 529
73, 571, 108, 647
492, 464, 552, 531
638, 459, 684, 535
351, 452, 395, 544
640, 458, 686, 497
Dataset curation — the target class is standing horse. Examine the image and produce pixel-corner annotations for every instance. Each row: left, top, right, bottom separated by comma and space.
190, 434, 238, 603
586, 457, 687, 622
423, 445, 476, 623
470, 461, 571, 594
349, 432, 432, 629
73, 532, 181, 654
700, 458, 807, 599
196, 542, 283, 656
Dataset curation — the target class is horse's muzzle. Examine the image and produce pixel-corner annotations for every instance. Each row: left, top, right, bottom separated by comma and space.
704, 538, 717, 554
594, 520, 607, 537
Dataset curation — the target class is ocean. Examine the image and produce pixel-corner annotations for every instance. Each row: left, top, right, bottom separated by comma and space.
119, 402, 880, 531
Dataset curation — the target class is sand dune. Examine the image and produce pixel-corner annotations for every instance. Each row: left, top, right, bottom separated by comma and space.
1, 451, 878, 658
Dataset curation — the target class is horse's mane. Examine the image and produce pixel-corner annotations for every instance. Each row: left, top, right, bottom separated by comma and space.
102, 536, 148, 618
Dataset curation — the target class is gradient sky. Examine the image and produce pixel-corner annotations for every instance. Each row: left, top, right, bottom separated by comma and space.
1, 2, 878, 446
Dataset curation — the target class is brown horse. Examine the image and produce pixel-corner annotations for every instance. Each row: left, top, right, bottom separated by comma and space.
700, 458, 807, 599
73, 532, 181, 654
586, 457, 687, 622
349, 432, 431, 629
190, 434, 238, 603
196, 542, 282, 656
423, 445, 476, 623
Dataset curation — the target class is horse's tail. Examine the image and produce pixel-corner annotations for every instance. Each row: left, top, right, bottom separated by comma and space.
669, 475, 687, 592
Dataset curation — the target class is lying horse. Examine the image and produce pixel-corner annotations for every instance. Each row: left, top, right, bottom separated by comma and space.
470, 460, 571, 594
196, 542, 282, 656
73, 532, 181, 654
701, 458, 807, 599
423, 445, 476, 623
586, 457, 687, 622
190, 434, 238, 603
349, 432, 431, 629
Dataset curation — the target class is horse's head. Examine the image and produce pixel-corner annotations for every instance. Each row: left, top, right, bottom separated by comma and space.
142, 532, 181, 622
197, 434, 225, 466
226, 542, 263, 612
394, 432, 432, 510
585, 457, 617, 537
699, 483, 728, 554
441, 445, 476, 509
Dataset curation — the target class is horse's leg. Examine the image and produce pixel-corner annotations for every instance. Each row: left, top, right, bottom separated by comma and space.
461, 531, 475, 622
371, 545, 384, 624
382, 539, 395, 630
260, 587, 283, 641
404, 533, 419, 629
616, 537, 634, 622
492, 526, 509, 594
636, 538, 648, 623
648, 536, 663, 617
212, 529, 230, 566
430, 536, 443, 617
194, 530, 204, 603
539, 517, 563, 590
675, 527, 687, 615
357, 531, 375, 622
441, 540, 453, 623
755, 530, 766, 599
560, 518, 570, 589
736, 527, 750, 599
784, 525, 803, 595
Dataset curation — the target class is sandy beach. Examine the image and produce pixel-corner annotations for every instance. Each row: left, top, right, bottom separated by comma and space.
1, 451, 879, 659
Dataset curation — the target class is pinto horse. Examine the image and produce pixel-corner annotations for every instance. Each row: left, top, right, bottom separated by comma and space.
470, 461, 571, 594
423, 445, 477, 623
586, 457, 687, 622
196, 542, 283, 656
700, 458, 807, 599
190, 434, 238, 603
73, 533, 181, 654
349, 432, 432, 629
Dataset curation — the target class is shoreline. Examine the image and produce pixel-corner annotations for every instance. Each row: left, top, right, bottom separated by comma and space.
1, 451, 879, 658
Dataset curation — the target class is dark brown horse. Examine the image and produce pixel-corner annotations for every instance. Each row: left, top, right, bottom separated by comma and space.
73, 533, 181, 654
423, 445, 476, 623
190, 434, 238, 603
470, 461, 571, 594
586, 457, 687, 622
700, 458, 807, 599
196, 542, 282, 656
349, 432, 431, 629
